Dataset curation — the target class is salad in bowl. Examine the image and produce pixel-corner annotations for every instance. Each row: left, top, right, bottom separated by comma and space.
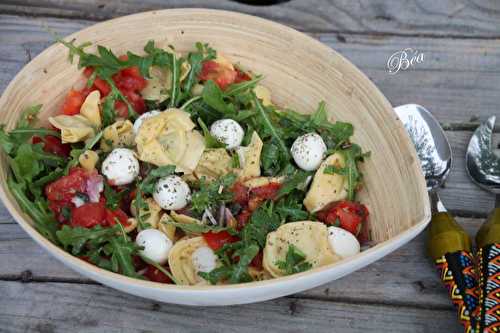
0, 39, 370, 286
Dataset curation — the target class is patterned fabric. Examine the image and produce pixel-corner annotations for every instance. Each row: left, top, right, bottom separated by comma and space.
476, 244, 500, 333
436, 251, 479, 333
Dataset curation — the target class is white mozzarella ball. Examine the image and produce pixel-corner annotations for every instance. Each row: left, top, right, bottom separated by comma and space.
133, 110, 161, 134
101, 148, 140, 186
153, 175, 191, 210
136, 229, 173, 264
327, 226, 361, 259
290, 132, 327, 171
192, 246, 217, 273
210, 119, 244, 149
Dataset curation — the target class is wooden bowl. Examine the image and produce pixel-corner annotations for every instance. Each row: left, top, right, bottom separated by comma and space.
0, 9, 430, 305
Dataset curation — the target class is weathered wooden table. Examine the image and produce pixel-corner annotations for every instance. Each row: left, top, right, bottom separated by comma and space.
1, 1, 499, 332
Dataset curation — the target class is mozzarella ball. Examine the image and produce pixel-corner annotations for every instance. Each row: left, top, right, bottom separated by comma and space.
153, 175, 191, 210
210, 119, 244, 149
290, 132, 327, 171
133, 110, 161, 134
136, 229, 173, 264
327, 226, 360, 259
101, 148, 140, 186
192, 246, 217, 273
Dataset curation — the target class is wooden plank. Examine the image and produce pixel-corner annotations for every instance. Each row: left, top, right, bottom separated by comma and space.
0, 217, 485, 309
0, 280, 461, 333
2, 0, 500, 38
1, 14, 499, 124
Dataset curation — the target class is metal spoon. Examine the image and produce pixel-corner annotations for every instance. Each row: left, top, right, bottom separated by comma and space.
395, 104, 479, 333
465, 116, 500, 332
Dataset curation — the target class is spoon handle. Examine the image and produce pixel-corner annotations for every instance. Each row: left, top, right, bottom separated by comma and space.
428, 212, 480, 332
475, 207, 500, 332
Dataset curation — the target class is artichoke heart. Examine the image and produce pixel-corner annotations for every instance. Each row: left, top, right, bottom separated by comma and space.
237, 131, 263, 181
80, 90, 102, 128
303, 153, 348, 213
100, 120, 135, 151
194, 148, 233, 182
134, 109, 204, 172
48, 115, 95, 143
141, 62, 191, 102
263, 221, 339, 278
168, 236, 219, 285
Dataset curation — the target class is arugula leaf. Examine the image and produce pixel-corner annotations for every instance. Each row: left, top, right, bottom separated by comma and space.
228, 243, 259, 283
202, 80, 231, 114
240, 202, 281, 247
107, 236, 143, 278
8, 176, 59, 244
276, 170, 311, 199
323, 144, 370, 200
276, 244, 312, 275
224, 76, 262, 97
180, 42, 216, 102
197, 118, 225, 148
190, 173, 237, 215
104, 182, 128, 210
57, 224, 118, 255
163, 219, 232, 235
134, 165, 176, 229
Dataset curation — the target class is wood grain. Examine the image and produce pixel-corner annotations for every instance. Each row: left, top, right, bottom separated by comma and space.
1, 0, 500, 38
0, 280, 461, 333
0, 218, 484, 309
2, 14, 499, 125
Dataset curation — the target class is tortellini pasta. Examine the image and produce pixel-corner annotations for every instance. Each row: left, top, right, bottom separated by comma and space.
193, 148, 233, 182
79, 90, 102, 127
141, 62, 191, 102
135, 109, 205, 173
100, 120, 135, 151
48, 115, 95, 143
303, 153, 348, 213
78, 150, 99, 171
263, 221, 340, 278
168, 236, 219, 285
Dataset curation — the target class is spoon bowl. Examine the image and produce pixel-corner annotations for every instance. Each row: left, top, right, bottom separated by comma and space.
394, 104, 452, 192
465, 116, 500, 194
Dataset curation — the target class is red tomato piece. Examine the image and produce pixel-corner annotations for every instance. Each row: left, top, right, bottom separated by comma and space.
105, 208, 129, 227
122, 89, 147, 114
248, 196, 264, 212
61, 89, 87, 115
250, 182, 281, 200
115, 74, 147, 92
250, 251, 263, 270
83, 67, 94, 77
202, 231, 239, 251
33, 135, 71, 157
234, 69, 252, 83
144, 264, 172, 284
48, 200, 72, 223
114, 100, 129, 118
317, 201, 369, 236
45, 167, 87, 202
236, 209, 252, 230
199, 60, 238, 90
93, 77, 111, 96
231, 182, 249, 206
71, 200, 106, 228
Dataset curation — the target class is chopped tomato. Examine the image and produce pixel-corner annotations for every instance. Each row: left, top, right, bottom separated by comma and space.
234, 69, 252, 83
115, 73, 147, 92
250, 182, 281, 200
114, 100, 129, 118
250, 251, 263, 270
71, 199, 106, 228
199, 60, 238, 90
231, 182, 249, 206
248, 196, 264, 212
60, 89, 88, 115
93, 77, 111, 96
33, 135, 71, 157
105, 208, 129, 227
122, 89, 147, 114
202, 231, 239, 251
236, 209, 252, 229
48, 200, 72, 223
83, 67, 94, 77
144, 264, 172, 284
317, 201, 369, 236
45, 167, 87, 202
